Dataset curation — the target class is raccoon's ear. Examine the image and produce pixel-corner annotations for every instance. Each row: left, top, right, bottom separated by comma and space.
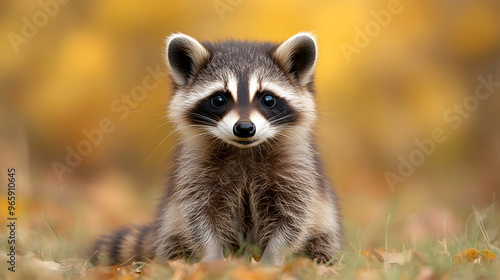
165, 33, 210, 86
272, 32, 318, 86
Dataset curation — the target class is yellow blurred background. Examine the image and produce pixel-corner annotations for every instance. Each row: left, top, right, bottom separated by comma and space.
1, 0, 499, 259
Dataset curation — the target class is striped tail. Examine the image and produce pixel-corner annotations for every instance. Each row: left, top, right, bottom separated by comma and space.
90, 224, 156, 265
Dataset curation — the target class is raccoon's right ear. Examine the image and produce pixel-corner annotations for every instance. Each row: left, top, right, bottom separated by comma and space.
272, 32, 318, 87
165, 33, 210, 86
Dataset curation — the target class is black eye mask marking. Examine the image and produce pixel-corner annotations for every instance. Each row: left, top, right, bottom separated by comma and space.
188, 91, 234, 126
188, 90, 298, 128
255, 91, 298, 125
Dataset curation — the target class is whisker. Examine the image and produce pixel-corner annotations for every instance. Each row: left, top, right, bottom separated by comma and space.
144, 131, 177, 163
191, 113, 219, 125
155, 131, 214, 166
142, 121, 173, 136
141, 100, 167, 108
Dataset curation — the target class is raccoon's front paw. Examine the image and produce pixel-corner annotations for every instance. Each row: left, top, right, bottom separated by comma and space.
259, 252, 285, 267
201, 248, 225, 263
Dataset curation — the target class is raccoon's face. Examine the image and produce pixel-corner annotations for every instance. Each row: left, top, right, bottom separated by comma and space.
165, 32, 318, 149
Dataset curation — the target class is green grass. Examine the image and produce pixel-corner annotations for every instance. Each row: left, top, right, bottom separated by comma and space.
385, 212, 391, 264
42, 213, 63, 253
1, 206, 499, 279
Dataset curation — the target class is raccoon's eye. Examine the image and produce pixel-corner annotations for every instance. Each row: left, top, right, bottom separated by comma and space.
261, 93, 276, 108
211, 93, 226, 108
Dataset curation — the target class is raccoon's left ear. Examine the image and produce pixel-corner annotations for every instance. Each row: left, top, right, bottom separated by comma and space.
272, 32, 318, 87
165, 33, 210, 86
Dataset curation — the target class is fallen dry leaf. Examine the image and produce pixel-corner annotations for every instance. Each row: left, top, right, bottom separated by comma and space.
362, 248, 384, 263
361, 248, 411, 265
83, 264, 137, 280
231, 266, 280, 280
385, 250, 411, 265
480, 249, 496, 264
36, 259, 62, 271
316, 264, 339, 276
453, 248, 480, 265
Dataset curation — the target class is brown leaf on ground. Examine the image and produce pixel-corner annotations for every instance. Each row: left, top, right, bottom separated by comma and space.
453, 248, 480, 265
480, 249, 496, 264
117, 257, 340, 280
362, 248, 384, 263
316, 264, 339, 276
231, 266, 280, 280
385, 250, 411, 265
362, 248, 411, 265
83, 264, 137, 280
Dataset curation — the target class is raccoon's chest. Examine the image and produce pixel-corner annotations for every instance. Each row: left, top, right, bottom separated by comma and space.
209, 153, 281, 216
211, 152, 274, 192
213, 159, 260, 241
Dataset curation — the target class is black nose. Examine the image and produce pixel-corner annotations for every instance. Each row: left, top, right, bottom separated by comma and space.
233, 121, 256, 138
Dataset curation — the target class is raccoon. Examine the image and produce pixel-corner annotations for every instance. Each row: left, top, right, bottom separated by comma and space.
92, 32, 343, 266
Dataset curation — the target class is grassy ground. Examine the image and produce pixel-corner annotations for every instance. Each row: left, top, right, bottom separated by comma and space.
1, 206, 498, 280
